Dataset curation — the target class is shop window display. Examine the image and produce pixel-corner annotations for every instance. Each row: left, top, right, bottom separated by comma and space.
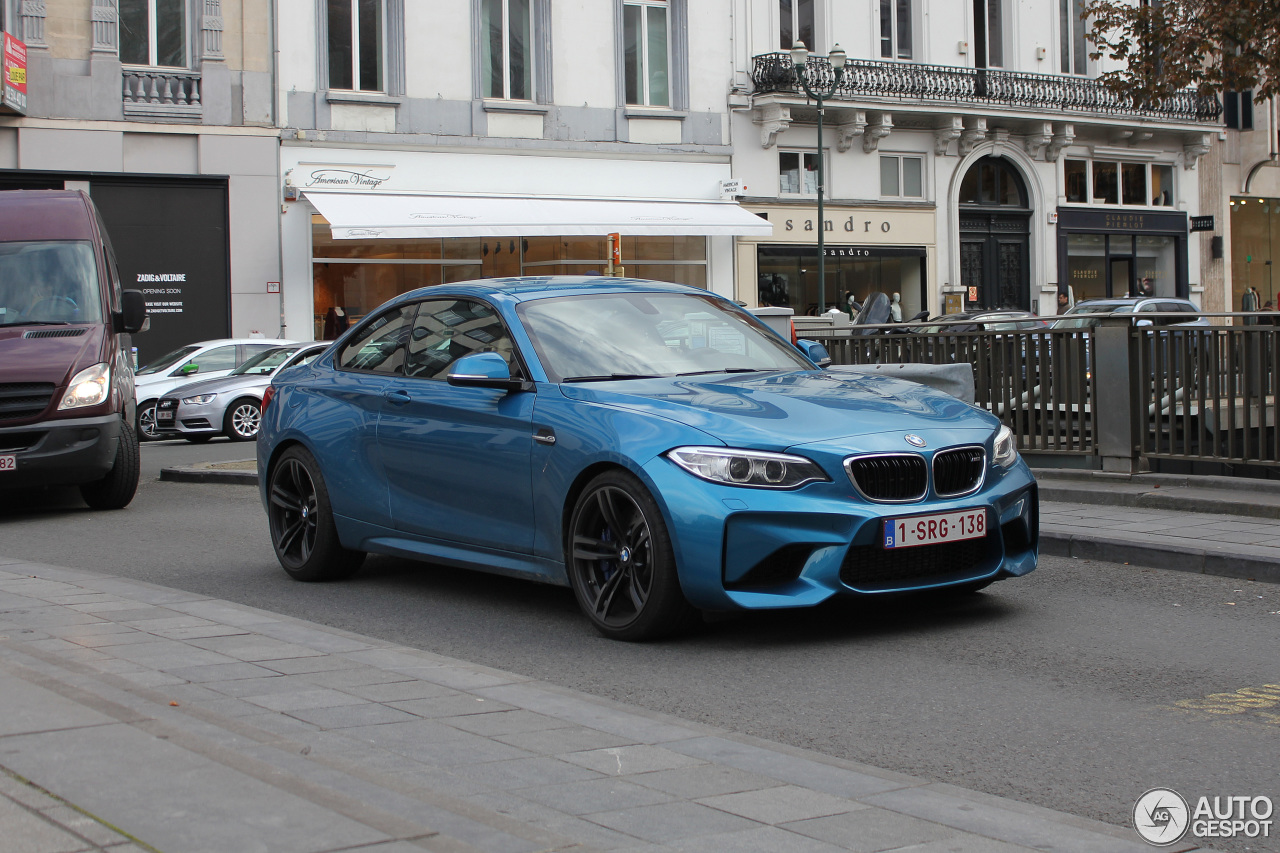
1231, 197, 1280, 321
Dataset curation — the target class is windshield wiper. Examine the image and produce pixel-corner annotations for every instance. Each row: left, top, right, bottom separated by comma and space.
562, 373, 664, 383
676, 367, 771, 376
0, 320, 68, 327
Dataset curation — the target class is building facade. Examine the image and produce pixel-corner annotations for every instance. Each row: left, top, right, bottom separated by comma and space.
1217, 95, 1280, 316
276, 0, 769, 342
728, 0, 1221, 319
0, 0, 281, 363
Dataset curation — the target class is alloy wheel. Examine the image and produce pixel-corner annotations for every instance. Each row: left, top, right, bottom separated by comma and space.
570, 485, 655, 629
137, 403, 159, 440
230, 402, 261, 439
269, 458, 319, 569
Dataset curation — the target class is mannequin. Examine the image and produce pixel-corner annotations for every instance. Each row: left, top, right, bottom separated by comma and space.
889, 292, 903, 323
323, 306, 349, 339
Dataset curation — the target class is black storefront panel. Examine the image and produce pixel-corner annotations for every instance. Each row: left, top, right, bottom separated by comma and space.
89, 180, 230, 366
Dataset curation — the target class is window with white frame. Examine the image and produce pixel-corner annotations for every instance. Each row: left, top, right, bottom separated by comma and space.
779, 151, 820, 195
328, 0, 383, 92
880, 155, 923, 198
879, 0, 912, 60
119, 0, 187, 67
623, 0, 669, 107
481, 0, 533, 100
1059, 0, 1087, 74
779, 0, 814, 50
1064, 158, 1174, 207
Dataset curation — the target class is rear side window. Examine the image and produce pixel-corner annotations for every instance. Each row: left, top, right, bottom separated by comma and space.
336, 304, 417, 374
189, 345, 238, 372
403, 299, 516, 380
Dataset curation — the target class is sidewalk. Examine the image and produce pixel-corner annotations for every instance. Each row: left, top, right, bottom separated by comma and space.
0, 556, 1179, 853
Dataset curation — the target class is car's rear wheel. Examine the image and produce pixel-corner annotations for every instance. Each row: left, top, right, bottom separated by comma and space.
136, 399, 159, 441
225, 397, 262, 441
268, 446, 364, 581
567, 470, 697, 641
80, 421, 139, 510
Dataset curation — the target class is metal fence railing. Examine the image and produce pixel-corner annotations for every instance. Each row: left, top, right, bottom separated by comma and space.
799, 314, 1280, 474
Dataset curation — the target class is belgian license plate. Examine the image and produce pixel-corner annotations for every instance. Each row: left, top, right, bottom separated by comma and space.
0, 455, 14, 472
884, 508, 986, 549
157, 410, 174, 422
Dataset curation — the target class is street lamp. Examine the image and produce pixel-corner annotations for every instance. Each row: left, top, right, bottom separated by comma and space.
790, 41, 846, 314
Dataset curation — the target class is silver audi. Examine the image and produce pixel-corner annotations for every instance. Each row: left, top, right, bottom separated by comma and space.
154, 343, 329, 442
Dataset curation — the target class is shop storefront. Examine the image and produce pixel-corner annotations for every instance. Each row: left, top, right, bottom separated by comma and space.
735, 204, 935, 320
1057, 208, 1188, 302
281, 149, 770, 341
1230, 196, 1280, 312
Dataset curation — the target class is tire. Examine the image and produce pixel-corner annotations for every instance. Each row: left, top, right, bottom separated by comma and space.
136, 399, 160, 441
79, 421, 140, 510
224, 397, 262, 441
566, 469, 697, 641
267, 446, 365, 581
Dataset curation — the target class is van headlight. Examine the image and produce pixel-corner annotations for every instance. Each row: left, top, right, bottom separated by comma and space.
58, 363, 110, 410
667, 447, 829, 489
993, 424, 1019, 468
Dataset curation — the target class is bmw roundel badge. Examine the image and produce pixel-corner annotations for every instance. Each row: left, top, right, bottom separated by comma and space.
904, 434, 926, 448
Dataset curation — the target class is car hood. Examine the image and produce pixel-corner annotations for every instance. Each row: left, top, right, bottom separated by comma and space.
161, 373, 270, 400
0, 325, 103, 384
557, 370, 994, 450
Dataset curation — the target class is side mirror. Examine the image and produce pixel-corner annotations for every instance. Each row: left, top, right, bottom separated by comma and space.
1135, 318, 1153, 328
116, 289, 147, 334
795, 339, 832, 368
447, 352, 528, 392
180, 363, 200, 376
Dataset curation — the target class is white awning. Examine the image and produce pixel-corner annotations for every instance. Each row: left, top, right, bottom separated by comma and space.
304, 192, 774, 239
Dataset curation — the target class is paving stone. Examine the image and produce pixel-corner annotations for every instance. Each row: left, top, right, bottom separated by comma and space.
388, 693, 515, 718
183, 634, 326, 662
241, 687, 370, 712
167, 661, 283, 684
697, 785, 857, 824
252, 621, 375, 653
450, 755, 604, 792
38, 804, 135, 847
514, 776, 674, 815
335, 678, 455, 702
0, 795, 93, 853
656, 824, 851, 853
627, 764, 780, 799
783, 806, 953, 851
442, 709, 566, 737
257, 654, 363, 675
151, 625, 252, 641
564, 745, 706, 777
493, 726, 636, 756
668, 737, 910, 799
585, 801, 761, 843
286, 702, 421, 729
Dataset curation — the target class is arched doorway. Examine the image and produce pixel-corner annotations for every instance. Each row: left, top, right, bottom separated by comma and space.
958, 157, 1032, 310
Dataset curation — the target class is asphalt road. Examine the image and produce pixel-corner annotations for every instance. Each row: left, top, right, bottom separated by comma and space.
3, 439, 1279, 852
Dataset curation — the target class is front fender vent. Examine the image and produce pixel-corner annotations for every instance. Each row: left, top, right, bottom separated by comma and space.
23, 328, 87, 339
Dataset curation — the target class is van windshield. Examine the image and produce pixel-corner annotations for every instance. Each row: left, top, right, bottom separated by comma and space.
0, 241, 102, 326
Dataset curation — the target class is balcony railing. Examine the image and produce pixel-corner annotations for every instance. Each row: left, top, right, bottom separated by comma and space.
122, 66, 202, 122
751, 53, 1221, 123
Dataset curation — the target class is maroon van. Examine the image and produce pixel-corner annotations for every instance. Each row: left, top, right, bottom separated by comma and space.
0, 190, 147, 508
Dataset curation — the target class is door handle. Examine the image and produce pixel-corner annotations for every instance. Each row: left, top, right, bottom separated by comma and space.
383, 389, 412, 406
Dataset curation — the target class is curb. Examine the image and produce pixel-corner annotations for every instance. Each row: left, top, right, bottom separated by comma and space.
1036, 483, 1280, 520
1040, 531, 1280, 584
159, 465, 258, 485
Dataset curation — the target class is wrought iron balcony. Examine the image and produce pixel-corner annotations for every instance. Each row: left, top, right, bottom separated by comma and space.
751, 53, 1221, 124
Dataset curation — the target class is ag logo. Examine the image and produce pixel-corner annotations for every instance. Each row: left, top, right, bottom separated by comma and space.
1134, 788, 1190, 846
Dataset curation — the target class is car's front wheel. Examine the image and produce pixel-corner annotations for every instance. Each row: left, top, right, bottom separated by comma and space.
267, 446, 365, 581
567, 470, 697, 641
225, 397, 262, 441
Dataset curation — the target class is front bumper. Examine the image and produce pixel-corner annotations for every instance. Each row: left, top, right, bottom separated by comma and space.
0, 414, 123, 489
643, 452, 1038, 612
154, 398, 224, 437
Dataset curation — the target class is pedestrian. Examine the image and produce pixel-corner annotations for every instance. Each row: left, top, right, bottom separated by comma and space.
1139, 276, 1154, 297
1057, 290, 1070, 314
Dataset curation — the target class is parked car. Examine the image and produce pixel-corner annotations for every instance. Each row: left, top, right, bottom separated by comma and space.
257, 277, 1039, 641
154, 343, 329, 442
1052, 297, 1207, 329
911, 310, 1049, 334
134, 337, 294, 440
0, 189, 147, 509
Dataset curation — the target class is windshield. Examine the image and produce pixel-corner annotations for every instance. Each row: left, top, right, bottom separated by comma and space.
0, 241, 103, 326
518, 291, 813, 383
231, 347, 299, 375
137, 345, 201, 376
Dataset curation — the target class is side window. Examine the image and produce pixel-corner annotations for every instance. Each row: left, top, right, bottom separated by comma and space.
403, 299, 516, 380
240, 344, 280, 363
336, 304, 417, 374
189, 345, 238, 373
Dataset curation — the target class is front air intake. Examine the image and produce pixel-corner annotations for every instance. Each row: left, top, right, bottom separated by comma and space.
845, 454, 928, 503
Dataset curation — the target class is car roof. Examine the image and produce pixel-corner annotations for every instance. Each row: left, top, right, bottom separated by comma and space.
388, 276, 709, 306
187, 338, 296, 348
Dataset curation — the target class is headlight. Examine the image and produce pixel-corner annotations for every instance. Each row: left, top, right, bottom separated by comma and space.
993, 424, 1018, 468
58, 363, 110, 410
181, 394, 217, 405
667, 446, 830, 489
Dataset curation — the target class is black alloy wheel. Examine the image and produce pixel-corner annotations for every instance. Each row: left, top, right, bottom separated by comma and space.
267, 446, 364, 581
567, 470, 697, 641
